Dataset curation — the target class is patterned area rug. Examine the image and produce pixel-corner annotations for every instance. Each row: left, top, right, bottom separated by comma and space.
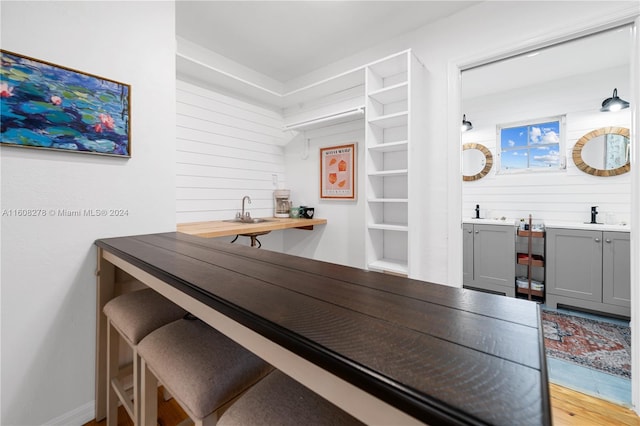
542, 310, 631, 379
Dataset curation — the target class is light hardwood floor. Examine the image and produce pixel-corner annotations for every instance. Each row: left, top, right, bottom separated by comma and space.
85, 384, 640, 426
550, 383, 639, 426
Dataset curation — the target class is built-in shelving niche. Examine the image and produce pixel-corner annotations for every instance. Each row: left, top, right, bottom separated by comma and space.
364, 50, 423, 277
178, 46, 425, 277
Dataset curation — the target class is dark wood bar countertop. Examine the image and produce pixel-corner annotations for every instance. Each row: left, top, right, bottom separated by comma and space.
95, 232, 550, 425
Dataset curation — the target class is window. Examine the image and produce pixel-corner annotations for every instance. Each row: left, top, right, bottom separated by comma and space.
498, 116, 564, 173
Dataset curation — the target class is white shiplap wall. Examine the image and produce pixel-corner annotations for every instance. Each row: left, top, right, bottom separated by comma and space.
462, 66, 631, 225
176, 80, 289, 223
283, 119, 366, 269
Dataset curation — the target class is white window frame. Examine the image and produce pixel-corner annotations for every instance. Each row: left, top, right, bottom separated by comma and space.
496, 115, 566, 174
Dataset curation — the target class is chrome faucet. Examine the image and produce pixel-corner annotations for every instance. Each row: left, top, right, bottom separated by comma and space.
242, 196, 252, 218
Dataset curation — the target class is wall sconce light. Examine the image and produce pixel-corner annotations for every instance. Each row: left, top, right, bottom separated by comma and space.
461, 114, 473, 132
600, 88, 629, 112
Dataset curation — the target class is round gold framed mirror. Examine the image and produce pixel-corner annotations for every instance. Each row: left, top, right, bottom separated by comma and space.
573, 127, 630, 177
462, 143, 493, 181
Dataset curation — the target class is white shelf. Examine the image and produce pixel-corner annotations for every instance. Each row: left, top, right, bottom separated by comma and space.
368, 140, 408, 153
363, 50, 423, 278
367, 111, 408, 129
368, 169, 408, 177
283, 107, 365, 131
368, 223, 408, 232
368, 198, 408, 203
368, 51, 409, 79
176, 45, 366, 110
368, 82, 408, 104
368, 258, 408, 275
283, 68, 365, 108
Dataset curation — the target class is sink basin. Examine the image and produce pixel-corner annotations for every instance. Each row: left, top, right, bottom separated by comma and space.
223, 217, 272, 224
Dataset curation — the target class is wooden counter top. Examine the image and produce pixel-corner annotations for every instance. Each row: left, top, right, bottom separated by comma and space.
177, 217, 327, 238
95, 232, 551, 425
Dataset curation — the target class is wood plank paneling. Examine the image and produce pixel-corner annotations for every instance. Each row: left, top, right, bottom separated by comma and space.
176, 80, 287, 223
462, 67, 631, 224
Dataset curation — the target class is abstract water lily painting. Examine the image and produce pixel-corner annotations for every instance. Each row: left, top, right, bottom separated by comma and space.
1, 50, 131, 157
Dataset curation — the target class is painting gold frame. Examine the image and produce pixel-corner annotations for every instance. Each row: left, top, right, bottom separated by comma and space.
1, 49, 131, 157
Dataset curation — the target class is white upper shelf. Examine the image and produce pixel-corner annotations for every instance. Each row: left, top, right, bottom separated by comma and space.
283, 107, 365, 132
368, 140, 408, 153
177, 48, 413, 111
368, 82, 408, 105
368, 111, 409, 129
367, 52, 409, 80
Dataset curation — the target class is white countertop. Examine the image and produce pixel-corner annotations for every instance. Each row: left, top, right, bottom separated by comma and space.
463, 219, 630, 232
462, 218, 517, 226
544, 221, 630, 232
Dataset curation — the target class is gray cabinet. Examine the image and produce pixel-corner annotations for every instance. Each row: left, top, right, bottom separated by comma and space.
462, 223, 474, 284
546, 228, 630, 317
603, 232, 631, 308
546, 229, 603, 302
463, 223, 515, 296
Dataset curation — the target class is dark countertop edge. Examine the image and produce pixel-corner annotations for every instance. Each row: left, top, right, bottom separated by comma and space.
537, 305, 553, 425
95, 237, 543, 426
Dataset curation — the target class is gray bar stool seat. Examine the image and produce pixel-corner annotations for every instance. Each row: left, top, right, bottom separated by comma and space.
103, 288, 187, 425
218, 370, 364, 425
137, 318, 273, 426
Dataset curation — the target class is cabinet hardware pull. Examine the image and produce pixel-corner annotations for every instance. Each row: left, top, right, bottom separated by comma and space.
605, 239, 612, 243
467, 230, 472, 233
595, 237, 601, 242
475, 230, 479, 234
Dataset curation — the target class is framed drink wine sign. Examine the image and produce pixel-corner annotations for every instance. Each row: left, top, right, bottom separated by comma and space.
319, 143, 356, 200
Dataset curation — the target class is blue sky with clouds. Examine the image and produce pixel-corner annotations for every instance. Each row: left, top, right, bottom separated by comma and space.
501, 121, 560, 170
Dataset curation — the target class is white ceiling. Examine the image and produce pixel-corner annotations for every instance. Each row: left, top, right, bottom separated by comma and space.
176, 1, 478, 83
462, 26, 632, 100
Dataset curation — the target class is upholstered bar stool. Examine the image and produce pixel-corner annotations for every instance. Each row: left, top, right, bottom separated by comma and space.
218, 370, 365, 426
103, 288, 187, 425
137, 317, 274, 426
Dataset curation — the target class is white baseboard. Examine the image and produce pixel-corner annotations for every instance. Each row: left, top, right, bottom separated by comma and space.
43, 400, 94, 426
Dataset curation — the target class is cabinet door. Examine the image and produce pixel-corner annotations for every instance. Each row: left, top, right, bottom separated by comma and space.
546, 228, 602, 302
462, 223, 474, 285
603, 231, 630, 307
473, 224, 515, 289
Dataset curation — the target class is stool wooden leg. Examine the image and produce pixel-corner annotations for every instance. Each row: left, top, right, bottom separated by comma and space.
133, 350, 141, 425
195, 414, 217, 426
141, 359, 158, 426
106, 321, 119, 426
162, 387, 173, 401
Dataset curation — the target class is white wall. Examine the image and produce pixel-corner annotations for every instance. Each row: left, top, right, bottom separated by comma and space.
462, 66, 632, 224
282, 121, 366, 268
0, 2, 176, 424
